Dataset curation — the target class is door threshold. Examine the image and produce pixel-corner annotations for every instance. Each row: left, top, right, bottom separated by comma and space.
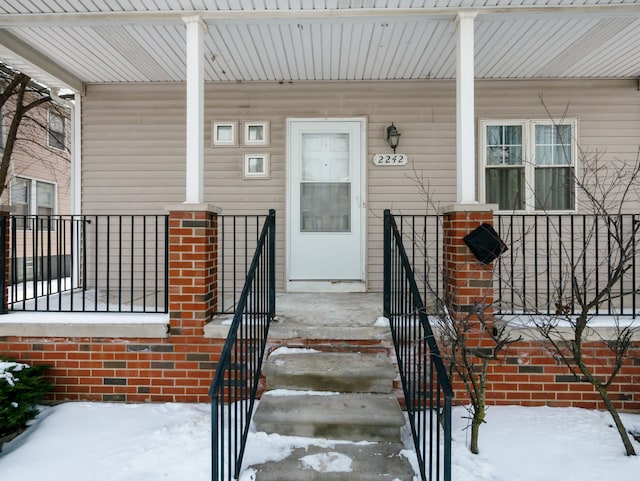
286, 281, 366, 293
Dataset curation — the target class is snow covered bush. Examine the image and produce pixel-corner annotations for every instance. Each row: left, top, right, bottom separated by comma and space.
0, 360, 50, 438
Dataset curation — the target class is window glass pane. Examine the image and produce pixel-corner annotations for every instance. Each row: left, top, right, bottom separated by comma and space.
486, 126, 502, 145
486, 125, 522, 166
535, 124, 572, 166
247, 125, 264, 141
504, 125, 522, 145
486, 167, 525, 210
248, 157, 264, 173
301, 133, 349, 182
217, 125, 233, 141
535, 125, 552, 145
37, 206, 53, 216
535, 167, 574, 210
11, 178, 29, 205
300, 183, 350, 232
553, 145, 570, 165
556, 125, 571, 145
37, 182, 54, 208
48, 112, 66, 150
10, 178, 30, 229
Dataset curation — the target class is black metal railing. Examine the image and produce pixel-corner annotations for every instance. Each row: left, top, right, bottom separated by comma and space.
7, 215, 168, 313
0, 215, 7, 314
495, 214, 639, 318
392, 214, 443, 303
210, 209, 276, 481
383, 210, 453, 481
216, 213, 271, 315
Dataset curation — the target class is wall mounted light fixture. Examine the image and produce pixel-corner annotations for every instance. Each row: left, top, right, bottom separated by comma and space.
386, 123, 401, 153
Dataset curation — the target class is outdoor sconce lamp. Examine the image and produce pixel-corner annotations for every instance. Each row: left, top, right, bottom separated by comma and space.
386, 123, 401, 153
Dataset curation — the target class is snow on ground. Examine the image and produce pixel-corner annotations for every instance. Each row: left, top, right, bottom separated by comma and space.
1, 402, 639, 481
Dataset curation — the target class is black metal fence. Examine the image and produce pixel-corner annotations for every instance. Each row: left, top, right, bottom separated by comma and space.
495, 214, 639, 318
391, 214, 443, 304
383, 210, 453, 481
216, 213, 271, 315
6, 215, 168, 313
210, 209, 276, 481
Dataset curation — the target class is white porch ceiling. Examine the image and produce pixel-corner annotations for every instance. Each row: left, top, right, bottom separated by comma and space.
0, 1, 639, 91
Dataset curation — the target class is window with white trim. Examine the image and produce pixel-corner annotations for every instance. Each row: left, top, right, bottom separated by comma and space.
48, 110, 66, 151
10, 177, 56, 229
480, 119, 577, 211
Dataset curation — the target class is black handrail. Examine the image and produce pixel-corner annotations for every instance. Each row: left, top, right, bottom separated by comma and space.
210, 209, 276, 481
383, 209, 453, 481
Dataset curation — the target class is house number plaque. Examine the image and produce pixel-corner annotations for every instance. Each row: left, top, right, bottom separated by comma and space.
373, 154, 408, 166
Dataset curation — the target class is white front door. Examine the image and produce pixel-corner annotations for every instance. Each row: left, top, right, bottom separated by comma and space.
287, 118, 366, 292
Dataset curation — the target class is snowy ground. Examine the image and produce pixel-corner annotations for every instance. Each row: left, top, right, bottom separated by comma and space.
1, 402, 639, 481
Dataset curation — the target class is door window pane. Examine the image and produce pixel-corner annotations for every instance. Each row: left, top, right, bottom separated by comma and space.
300, 183, 350, 232
301, 133, 350, 182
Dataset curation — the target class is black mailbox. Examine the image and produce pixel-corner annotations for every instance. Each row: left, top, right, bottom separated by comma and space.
463, 223, 507, 265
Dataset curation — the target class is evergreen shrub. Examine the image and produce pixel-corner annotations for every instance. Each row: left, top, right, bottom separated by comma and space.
0, 360, 51, 439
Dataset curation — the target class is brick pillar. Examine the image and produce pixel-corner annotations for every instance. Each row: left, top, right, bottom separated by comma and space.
167, 204, 220, 337
0, 206, 11, 314
441, 204, 497, 318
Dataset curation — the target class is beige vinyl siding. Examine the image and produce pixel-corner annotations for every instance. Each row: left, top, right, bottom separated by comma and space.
81, 79, 640, 292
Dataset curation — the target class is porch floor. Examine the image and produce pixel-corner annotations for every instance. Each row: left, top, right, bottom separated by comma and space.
209, 292, 390, 340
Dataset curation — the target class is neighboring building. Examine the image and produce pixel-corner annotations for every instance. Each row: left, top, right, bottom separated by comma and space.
0, 73, 71, 283
0, 2, 638, 412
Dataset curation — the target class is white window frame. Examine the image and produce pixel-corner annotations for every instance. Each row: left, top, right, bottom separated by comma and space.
9, 176, 58, 229
212, 121, 238, 147
47, 109, 66, 151
243, 152, 270, 179
479, 118, 578, 213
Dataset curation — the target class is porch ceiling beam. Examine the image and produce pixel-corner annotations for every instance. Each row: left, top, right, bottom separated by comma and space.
0, 29, 84, 93
0, 5, 639, 28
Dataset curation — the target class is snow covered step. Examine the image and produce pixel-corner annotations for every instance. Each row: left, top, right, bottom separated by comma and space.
250, 442, 415, 481
263, 351, 396, 394
253, 392, 405, 442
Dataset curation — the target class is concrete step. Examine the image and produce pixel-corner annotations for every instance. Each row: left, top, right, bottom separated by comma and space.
253, 392, 406, 442
263, 352, 396, 394
251, 442, 415, 481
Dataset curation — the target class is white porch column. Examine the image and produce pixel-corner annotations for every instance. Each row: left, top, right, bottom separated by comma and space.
183, 16, 206, 204
72, 93, 82, 215
456, 12, 477, 204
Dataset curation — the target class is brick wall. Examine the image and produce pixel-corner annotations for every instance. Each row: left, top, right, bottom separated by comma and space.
0, 206, 227, 403
450, 340, 640, 411
440, 204, 640, 412
0, 336, 225, 403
